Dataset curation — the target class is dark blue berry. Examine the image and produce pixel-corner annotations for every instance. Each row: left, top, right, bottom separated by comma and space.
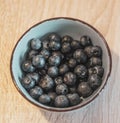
73, 49, 87, 64
49, 40, 61, 51
91, 46, 102, 57
40, 49, 50, 59
77, 82, 92, 97
71, 40, 82, 49
48, 92, 57, 101
42, 39, 49, 50
54, 95, 69, 108
62, 35, 73, 43
39, 94, 51, 105
32, 55, 45, 68
69, 86, 77, 93
29, 86, 43, 99
88, 74, 102, 90
61, 42, 71, 53
22, 60, 35, 72
74, 65, 88, 79
54, 76, 63, 85
28, 50, 38, 59
48, 33, 61, 42
64, 72, 76, 86
67, 93, 81, 106
80, 36, 92, 47
59, 64, 69, 75
47, 66, 58, 77
30, 38, 42, 50
56, 83, 68, 95
68, 58, 77, 68
52, 51, 64, 60
84, 46, 93, 58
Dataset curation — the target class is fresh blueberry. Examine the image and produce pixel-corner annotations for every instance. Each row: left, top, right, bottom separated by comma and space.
87, 57, 102, 67
59, 64, 69, 75
32, 55, 45, 68
88, 66, 104, 77
49, 40, 61, 51
48, 33, 61, 42
47, 66, 58, 77
54, 95, 69, 108
74, 65, 88, 79
39, 75, 54, 91
54, 76, 63, 85
48, 55, 61, 66
69, 86, 77, 93
88, 74, 102, 90
77, 82, 93, 97
48, 92, 57, 101
73, 49, 87, 64
84, 46, 93, 58
91, 46, 102, 57
39, 94, 51, 105
52, 51, 64, 60
40, 49, 50, 59
22, 60, 35, 72
64, 72, 76, 86
30, 38, 42, 50
42, 39, 49, 50
62, 35, 73, 43
61, 42, 71, 53
68, 58, 77, 68
56, 83, 68, 95
28, 50, 38, 59
67, 93, 81, 106
80, 36, 92, 47
71, 40, 82, 49
29, 86, 43, 99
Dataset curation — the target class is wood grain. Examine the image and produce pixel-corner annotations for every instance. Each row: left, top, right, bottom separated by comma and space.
0, 0, 120, 123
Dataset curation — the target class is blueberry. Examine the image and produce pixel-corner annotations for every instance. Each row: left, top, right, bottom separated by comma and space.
22, 60, 35, 72
48, 55, 61, 66
84, 46, 93, 58
91, 46, 102, 57
67, 93, 81, 106
30, 38, 42, 50
87, 57, 102, 67
62, 35, 73, 43
54, 76, 63, 85
42, 39, 49, 50
68, 58, 77, 68
39, 75, 54, 91
28, 50, 38, 59
47, 66, 58, 77
21, 75, 35, 90
88, 66, 104, 77
29, 86, 43, 99
54, 95, 69, 108
48, 92, 57, 101
80, 36, 92, 47
61, 42, 71, 53
77, 82, 93, 97
64, 72, 76, 86
59, 64, 69, 75
40, 49, 50, 59
74, 65, 88, 79
52, 51, 64, 60
39, 94, 51, 105
49, 40, 61, 51
32, 55, 45, 68
88, 74, 102, 90
38, 69, 47, 75
71, 40, 82, 49
56, 83, 68, 95
48, 33, 61, 42
73, 49, 87, 64
69, 86, 77, 93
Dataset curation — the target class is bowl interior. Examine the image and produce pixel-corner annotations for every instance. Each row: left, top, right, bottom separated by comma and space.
11, 18, 111, 111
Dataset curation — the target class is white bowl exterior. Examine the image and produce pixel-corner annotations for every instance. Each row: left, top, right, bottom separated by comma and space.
11, 18, 111, 110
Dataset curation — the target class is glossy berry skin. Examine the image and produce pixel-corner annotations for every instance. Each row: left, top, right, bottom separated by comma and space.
62, 35, 73, 43
49, 40, 61, 51
30, 38, 42, 50
64, 72, 76, 86
59, 64, 69, 75
68, 58, 77, 68
39, 94, 51, 105
80, 36, 92, 47
61, 42, 71, 53
74, 65, 88, 79
28, 50, 38, 59
54, 76, 63, 85
54, 95, 69, 108
42, 39, 49, 50
32, 55, 45, 68
29, 86, 43, 99
39, 75, 54, 91
47, 66, 58, 77
67, 93, 81, 106
88, 74, 102, 90
77, 82, 93, 97
48, 55, 61, 66
40, 49, 50, 59
52, 51, 64, 60
88, 66, 104, 77
21, 76, 35, 90
48, 33, 61, 42
91, 46, 102, 57
71, 40, 82, 49
22, 60, 35, 72
56, 83, 68, 95
84, 46, 93, 58
87, 57, 102, 67
73, 49, 87, 64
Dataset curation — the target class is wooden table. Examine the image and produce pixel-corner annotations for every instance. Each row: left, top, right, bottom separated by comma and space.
0, 0, 120, 123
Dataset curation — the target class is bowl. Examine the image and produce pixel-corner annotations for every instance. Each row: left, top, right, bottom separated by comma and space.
10, 17, 112, 112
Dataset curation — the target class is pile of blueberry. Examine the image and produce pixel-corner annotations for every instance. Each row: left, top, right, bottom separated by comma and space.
21, 33, 104, 108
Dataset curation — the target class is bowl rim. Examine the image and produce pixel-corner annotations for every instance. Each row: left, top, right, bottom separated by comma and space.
10, 17, 112, 112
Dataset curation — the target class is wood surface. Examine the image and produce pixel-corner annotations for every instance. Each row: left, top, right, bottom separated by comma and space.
0, 0, 120, 123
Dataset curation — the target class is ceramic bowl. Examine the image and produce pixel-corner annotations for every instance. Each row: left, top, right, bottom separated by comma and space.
10, 17, 112, 112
